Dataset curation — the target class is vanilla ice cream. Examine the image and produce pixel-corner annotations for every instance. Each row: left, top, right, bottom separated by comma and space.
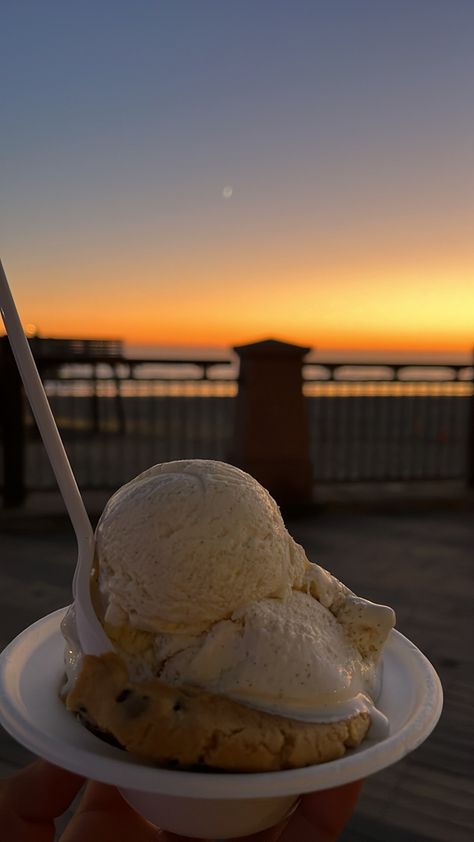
95, 460, 307, 635
79, 460, 394, 727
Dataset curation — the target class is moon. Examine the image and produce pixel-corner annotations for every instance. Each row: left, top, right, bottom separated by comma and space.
222, 186, 233, 199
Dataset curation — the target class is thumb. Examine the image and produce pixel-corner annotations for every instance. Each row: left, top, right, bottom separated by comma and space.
0, 759, 84, 842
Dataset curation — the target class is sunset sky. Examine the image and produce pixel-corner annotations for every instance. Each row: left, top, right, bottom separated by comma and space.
1, 0, 473, 360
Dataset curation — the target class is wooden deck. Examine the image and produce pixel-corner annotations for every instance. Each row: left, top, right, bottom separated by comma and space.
1, 499, 473, 840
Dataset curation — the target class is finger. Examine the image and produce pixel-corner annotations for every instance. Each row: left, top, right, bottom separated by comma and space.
278, 780, 364, 842
0, 759, 85, 842
0, 759, 84, 821
60, 781, 164, 841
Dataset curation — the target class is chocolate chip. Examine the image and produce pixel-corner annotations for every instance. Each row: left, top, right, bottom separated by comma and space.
172, 700, 183, 712
115, 688, 132, 703
120, 692, 150, 718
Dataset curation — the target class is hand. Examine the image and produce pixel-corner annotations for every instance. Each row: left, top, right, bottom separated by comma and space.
0, 758, 363, 841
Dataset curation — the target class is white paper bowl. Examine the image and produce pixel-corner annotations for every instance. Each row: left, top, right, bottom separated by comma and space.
0, 608, 443, 839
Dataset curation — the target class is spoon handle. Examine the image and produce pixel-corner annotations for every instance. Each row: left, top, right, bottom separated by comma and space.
0, 259, 93, 546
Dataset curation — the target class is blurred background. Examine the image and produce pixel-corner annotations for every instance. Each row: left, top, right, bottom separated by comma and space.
1, 1, 473, 839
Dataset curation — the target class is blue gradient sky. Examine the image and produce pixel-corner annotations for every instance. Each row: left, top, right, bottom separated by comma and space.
1, 0, 473, 358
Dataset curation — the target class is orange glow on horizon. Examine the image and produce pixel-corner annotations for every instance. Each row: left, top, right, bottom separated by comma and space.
3, 322, 470, 358
7, 313, 470, 359
3, 256, 473, 360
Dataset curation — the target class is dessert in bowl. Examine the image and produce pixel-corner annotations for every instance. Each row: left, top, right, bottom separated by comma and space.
63, 460, 395, 772
0, 461, 443, 838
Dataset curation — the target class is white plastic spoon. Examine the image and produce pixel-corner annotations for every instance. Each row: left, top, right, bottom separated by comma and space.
0, 259, 110, 655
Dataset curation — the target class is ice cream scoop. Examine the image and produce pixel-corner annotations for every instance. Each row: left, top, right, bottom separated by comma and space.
95, 460, 308, 634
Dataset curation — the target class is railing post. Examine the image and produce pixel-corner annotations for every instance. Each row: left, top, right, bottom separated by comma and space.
230, 338, 313, 505
0, 336, 26, 506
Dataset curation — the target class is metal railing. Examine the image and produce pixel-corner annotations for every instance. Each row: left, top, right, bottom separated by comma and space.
1, 342, 472, 503
304, 362, 471, 483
